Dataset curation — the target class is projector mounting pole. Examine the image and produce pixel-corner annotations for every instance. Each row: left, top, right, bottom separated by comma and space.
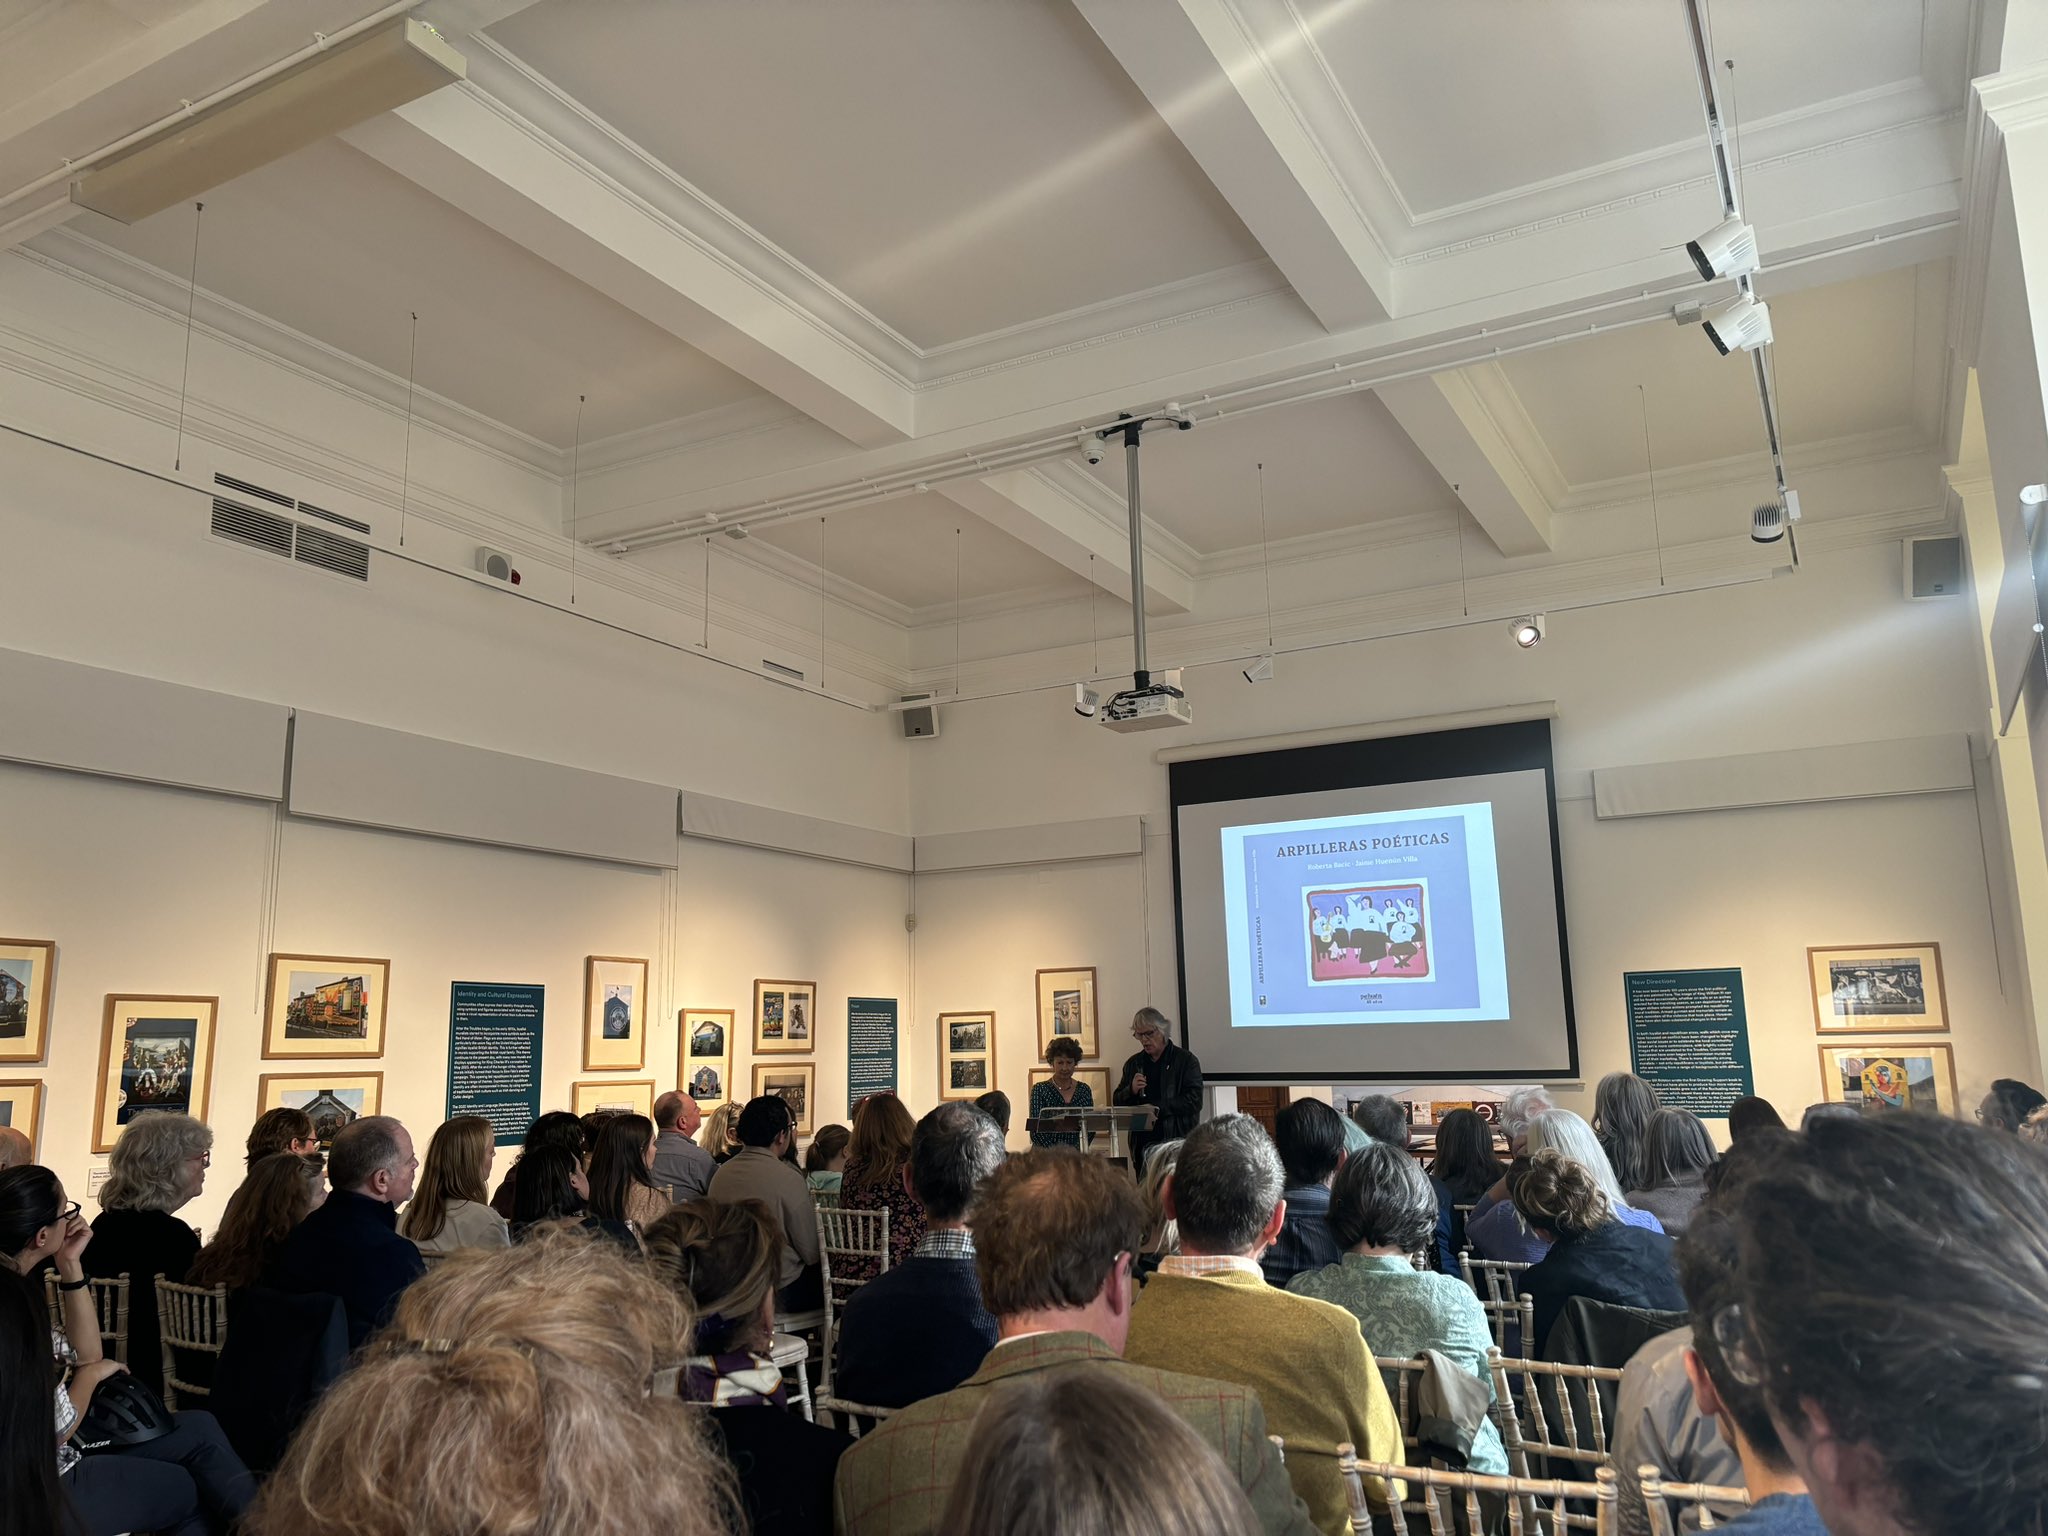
1102, 409, 1192, 690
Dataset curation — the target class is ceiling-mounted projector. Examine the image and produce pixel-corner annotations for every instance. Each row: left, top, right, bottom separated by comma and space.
1702, 293, 1773, 355
1686, 217, 1759, 281
1099, 677, 1191, 733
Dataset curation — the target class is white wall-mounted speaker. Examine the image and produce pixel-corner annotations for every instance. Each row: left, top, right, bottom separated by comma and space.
900, 695, 941, 739
476, 547, 519, 585
1904, 535, 1962, 601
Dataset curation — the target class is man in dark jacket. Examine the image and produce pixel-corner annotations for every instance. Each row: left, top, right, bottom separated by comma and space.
833, 1102, 1005, 1408
1113, 1007, 1203, 1167
271, 1115, 423, 1348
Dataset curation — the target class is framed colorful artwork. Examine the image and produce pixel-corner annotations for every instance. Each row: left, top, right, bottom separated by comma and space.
262, 954, 388, 1060
0, 1079, 44, 1157
680, 1008, 734, 1113
94, 994, 218, 1153
1035, 966, 1099, 1061
571, 1078, 655, 1120
1817, 1043, 1958, 1115
1808, 944, 1947, 1033
753, 1061, 816, 1137
938, 1010, 996, 1101
753, 979, 817, 1055
584, 956, 649, 1071
256, 1072, 384, 1151
0, 938, 56, 1064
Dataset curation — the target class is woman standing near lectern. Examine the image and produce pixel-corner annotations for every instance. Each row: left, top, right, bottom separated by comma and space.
1029, 1036, 1093, 1148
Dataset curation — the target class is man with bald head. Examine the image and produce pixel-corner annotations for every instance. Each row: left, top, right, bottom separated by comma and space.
0, 1124, 31, 1171
652, 1091, 714, 1201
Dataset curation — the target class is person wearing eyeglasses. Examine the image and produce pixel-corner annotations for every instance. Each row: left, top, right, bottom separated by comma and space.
85, 1112, 213, 1399
1113, 1007, 1204, 1168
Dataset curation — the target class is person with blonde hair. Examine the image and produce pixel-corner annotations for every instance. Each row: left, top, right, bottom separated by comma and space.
86, 1111, 213, 1396
1135, 1136, 1184, 1282
401, 1115, 509, 1257
245, 1230, 739, 1536
1509, 1148, 1681, 1352
700, 1102, 744, 1163
939, 1371, 1262, 1536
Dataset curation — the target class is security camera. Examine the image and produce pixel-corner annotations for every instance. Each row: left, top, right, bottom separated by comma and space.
1508, 614, 1545, 649
1702, 293, 1773, 355
1242, 654, 1274, 684
1078, 431, 1105, 467
1075, 682, 1102, 718
1686, 216, 1759, 281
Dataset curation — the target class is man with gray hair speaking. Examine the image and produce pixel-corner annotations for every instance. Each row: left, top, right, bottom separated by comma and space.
1112, 1005, 1203, 1167
273, 1114, 423, 1346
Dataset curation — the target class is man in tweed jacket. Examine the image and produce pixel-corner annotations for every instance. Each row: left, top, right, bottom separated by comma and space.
835, 1150, 1315, 1536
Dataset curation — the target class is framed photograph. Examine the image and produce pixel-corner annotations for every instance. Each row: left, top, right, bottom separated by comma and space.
753, 1060, 816, 1136
1035, 966, 1099, 1061
754, 979, 817, 1055
1808, 944, 1947, 1033
262, 954, 388, 1060
1818, 1043, 1959, 1115
571, 1079, 655, 1120
0, 939, 56, 1064
0, 1080, 44, 1157
94, 994, 218, 1153
938, 1010, 996, 1102
256, 1072, 384, 1151
584, 956, 648, 1071
1028, 1065, 1112, 1114
680, 1008, 734, 1113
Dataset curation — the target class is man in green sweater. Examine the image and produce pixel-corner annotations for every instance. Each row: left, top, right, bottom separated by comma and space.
1126, 1114, 1406, 1533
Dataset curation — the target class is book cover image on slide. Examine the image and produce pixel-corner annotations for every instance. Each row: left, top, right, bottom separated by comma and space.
1306, 882, 1429, 983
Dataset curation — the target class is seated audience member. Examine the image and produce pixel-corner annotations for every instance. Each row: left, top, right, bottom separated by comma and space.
708, 1096, 823, 1310
1508, 1149, 1681, 1352
587, 1112, 671, 1232
805, 1124, 850, 1194
972, 1089, 1011, 1138
1350, 1092, 1411, 1149
271, 1116, 424, 1348
1288, 1140, 1506, 1476
2, 1165, 255, 1536
1134, 1136, 1185, 1282
939, 1371, 1263, 1536
652, 1091, 716, 1201
243, 1107, 316, 1170
1594, 1071, 1661, 1195
1470, 1086, 1557, 1212
245, 1230, 740, 1536
1427, 1107, 1506, 1274
86, 1111, 212, 1397
488, 1110, 583, 1218
835, 1092, 923, 1278
702, 1102, 745, 1163
1028, 1035, 1093, 1149
506, 1144, 635, 1249
1978, 1075, 2048, 1132
188, 1152, 326, 1293
400, 1114, 509, 1258
1467, 1109, 1663, 1262
834, 1150, 1313, 1536
1627, 1108, 1717, 1237
1722, 1114, 2048, 1536
2024, 1103, 2048, 1145
1261, 1099, 1344, 1287
577, 1109, 618, 1159
1125, 1115, 1404, 1530
0, 1123, 31, 1171
644, 1201, 853, 1534
1725, 1096, 1786, 1142
1612, 1326, 1744, 1536
835, 1103, 1004, 1408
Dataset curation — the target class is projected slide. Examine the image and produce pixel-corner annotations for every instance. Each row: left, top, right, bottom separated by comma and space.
1219, 802, 1510, 1027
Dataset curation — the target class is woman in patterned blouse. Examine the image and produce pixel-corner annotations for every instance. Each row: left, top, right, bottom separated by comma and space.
837, 1093, 922, 1277
1029, 1036, 1093, 1149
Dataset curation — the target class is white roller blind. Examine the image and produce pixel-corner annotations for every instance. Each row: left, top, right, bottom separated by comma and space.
679, 792, 913, 872
1593, 735, 1973, 820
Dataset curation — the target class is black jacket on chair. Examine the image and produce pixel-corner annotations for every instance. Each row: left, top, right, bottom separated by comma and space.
210, 1287, 348, 1474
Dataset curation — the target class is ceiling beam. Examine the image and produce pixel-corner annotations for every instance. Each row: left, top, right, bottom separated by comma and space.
1377, 364, 1563, 557
1073, 0, 1393, 332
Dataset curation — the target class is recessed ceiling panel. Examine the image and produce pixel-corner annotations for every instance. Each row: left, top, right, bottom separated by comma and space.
68, 138, 762, 445
491, 0, 1266, 350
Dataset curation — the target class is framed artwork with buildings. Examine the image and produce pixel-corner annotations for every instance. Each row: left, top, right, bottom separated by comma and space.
753, 1060, 816, 1136
680, 1008, 734, 1114
256, 1072, 384, 1151
94, 994, 218, 1153
753, 979, 817, 1055
262, 954, 389, 1060
1818, 1043, 1958, 1115
0, 1079, 44, 1157
938, 1011, 996, 1101
571, 1078, 655, 1120
0, 938, 55, 1064
1035, 966, 1099, 1060
1807, 943, 1947, 1033
584, 956, 649, 1071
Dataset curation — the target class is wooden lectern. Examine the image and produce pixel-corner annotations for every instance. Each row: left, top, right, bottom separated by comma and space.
1030, 1103, 1156, 1162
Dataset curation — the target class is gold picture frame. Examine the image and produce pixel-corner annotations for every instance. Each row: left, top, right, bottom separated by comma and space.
0, 1079, 44, 1157
753, 1060, 816, 1136
262, 954, 389, 1060
584, 956, 649, 1071
1808, 943, 1947, 1033
0, 938, 56, 1064
571, 1078, 655, 1120
256, 1071, 385, 1151
680, 1008, 734, 1114
1817, 1042, 1959, 1115
1035, 966, 1099, 1061
95, 994, 218, 1153
938, 1010, 996, 1101
753, 979, 817, 1055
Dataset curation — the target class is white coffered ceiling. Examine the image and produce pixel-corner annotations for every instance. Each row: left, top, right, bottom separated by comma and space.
0, 0, 1980, 662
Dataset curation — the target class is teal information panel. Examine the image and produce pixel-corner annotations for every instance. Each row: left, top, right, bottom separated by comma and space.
847, 997, 898, 1113
448, 982, 544, 1145
1623, 967, 1753, 1119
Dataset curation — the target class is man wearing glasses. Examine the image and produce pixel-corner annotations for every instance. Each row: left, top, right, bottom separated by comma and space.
1113, 1006, 1204, 1167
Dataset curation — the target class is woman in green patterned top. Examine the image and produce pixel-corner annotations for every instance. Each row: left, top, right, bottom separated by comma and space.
1028, 1036, 1093, 1148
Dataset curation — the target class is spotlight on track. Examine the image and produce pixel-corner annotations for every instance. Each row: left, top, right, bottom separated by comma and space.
1074, 682, 1102, 719
1751, 490, 1801, 544
1508, 614, 1546, 650
1242, 653, 1275, 684
1702, 293, 1773, 355
1686, 216, 1759, 281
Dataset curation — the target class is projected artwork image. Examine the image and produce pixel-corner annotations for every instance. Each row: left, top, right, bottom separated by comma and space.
1306, 882, 1431, 983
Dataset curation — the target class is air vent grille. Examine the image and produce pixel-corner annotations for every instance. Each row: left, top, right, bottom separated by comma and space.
211, 497, 293, 557
293, 525, 370, 582
213, 472, 293, 508
761, 659, 806, 682
294, 500, 371, 536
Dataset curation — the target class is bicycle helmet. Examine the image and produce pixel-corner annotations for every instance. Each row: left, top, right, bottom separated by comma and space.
73, 1372, 175, 1450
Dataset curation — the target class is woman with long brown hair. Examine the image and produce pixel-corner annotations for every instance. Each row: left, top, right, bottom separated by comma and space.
188, 1152, 326, 1292
838, 1092, 921, 1277
586, 1113, 670, 1232
401, 1116, 509, 1257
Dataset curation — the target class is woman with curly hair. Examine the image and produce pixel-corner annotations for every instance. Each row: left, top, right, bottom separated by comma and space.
1509, 1148, 1681, 1351
86, 1113, 214, 1396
